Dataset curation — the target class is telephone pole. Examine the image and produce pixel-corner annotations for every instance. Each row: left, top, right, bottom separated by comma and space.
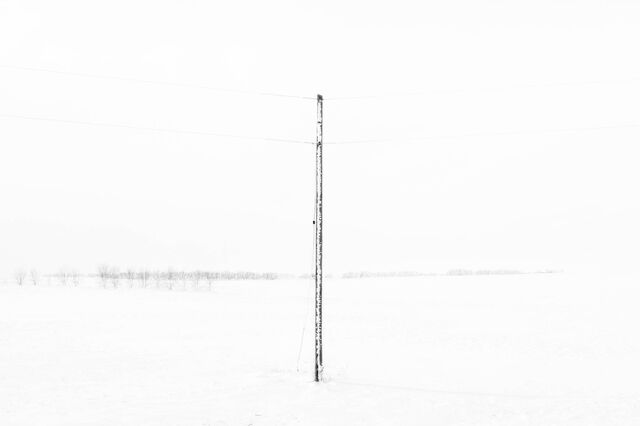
314, 94, 324, 382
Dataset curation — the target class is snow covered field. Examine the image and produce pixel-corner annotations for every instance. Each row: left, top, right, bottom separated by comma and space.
1, 272, 639, 425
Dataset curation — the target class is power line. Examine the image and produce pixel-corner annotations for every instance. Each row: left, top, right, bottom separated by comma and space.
3, 64, 640, 103
325, 77, 640, 101
0, 64, 317, 100
325, 123, 640, 145
0, 113, 314, 145
5, 113, 636, 146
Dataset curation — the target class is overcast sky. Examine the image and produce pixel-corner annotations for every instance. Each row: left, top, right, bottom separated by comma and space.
1, 0, 640, 276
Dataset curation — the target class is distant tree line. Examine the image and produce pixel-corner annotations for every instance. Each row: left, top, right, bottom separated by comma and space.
7, 267, 286, 290
446, 269, 523, 276
340, 269, 560, 279
341, 271, 426, 279
11, 268, 80, 286
95, 265, 282, 290
7, 267, 561, 288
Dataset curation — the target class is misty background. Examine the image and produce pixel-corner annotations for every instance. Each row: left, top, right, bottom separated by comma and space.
1, 0, 640, 277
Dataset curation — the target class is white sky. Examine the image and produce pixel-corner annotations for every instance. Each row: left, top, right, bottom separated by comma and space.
1, 0, 640, 276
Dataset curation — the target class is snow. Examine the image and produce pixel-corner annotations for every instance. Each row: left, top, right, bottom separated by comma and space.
1, 272, 640, 425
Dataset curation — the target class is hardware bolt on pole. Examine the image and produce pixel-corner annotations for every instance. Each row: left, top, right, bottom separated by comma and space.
314, 94, 324, 382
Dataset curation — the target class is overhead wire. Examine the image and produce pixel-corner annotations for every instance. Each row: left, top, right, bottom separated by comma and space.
4, 114, 639, 147
325, 123, 640, 145
7, 64, 640, 103
0, 64, 317, 100
324, 77, 640, 101
0, 113, 315, 145
4, 64, 640, 147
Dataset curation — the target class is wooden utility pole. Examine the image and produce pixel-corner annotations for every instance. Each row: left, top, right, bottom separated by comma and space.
314, 94, 324, 382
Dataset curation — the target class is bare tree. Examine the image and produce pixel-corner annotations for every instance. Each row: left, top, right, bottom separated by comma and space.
70, 270, 80, 287
180, 270, 189, 290
166, 268, 175, 290
191, 271, 202, 290
29, 269, 39, 286
205, 272, 215, 291
125, 268, 136, 288
14, 269, 26, 286
97, 264, 110, 288
152, 270, 162, 289
138, 269, 150, 288
110, 267, 120, 289
57, 269, 69, 286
